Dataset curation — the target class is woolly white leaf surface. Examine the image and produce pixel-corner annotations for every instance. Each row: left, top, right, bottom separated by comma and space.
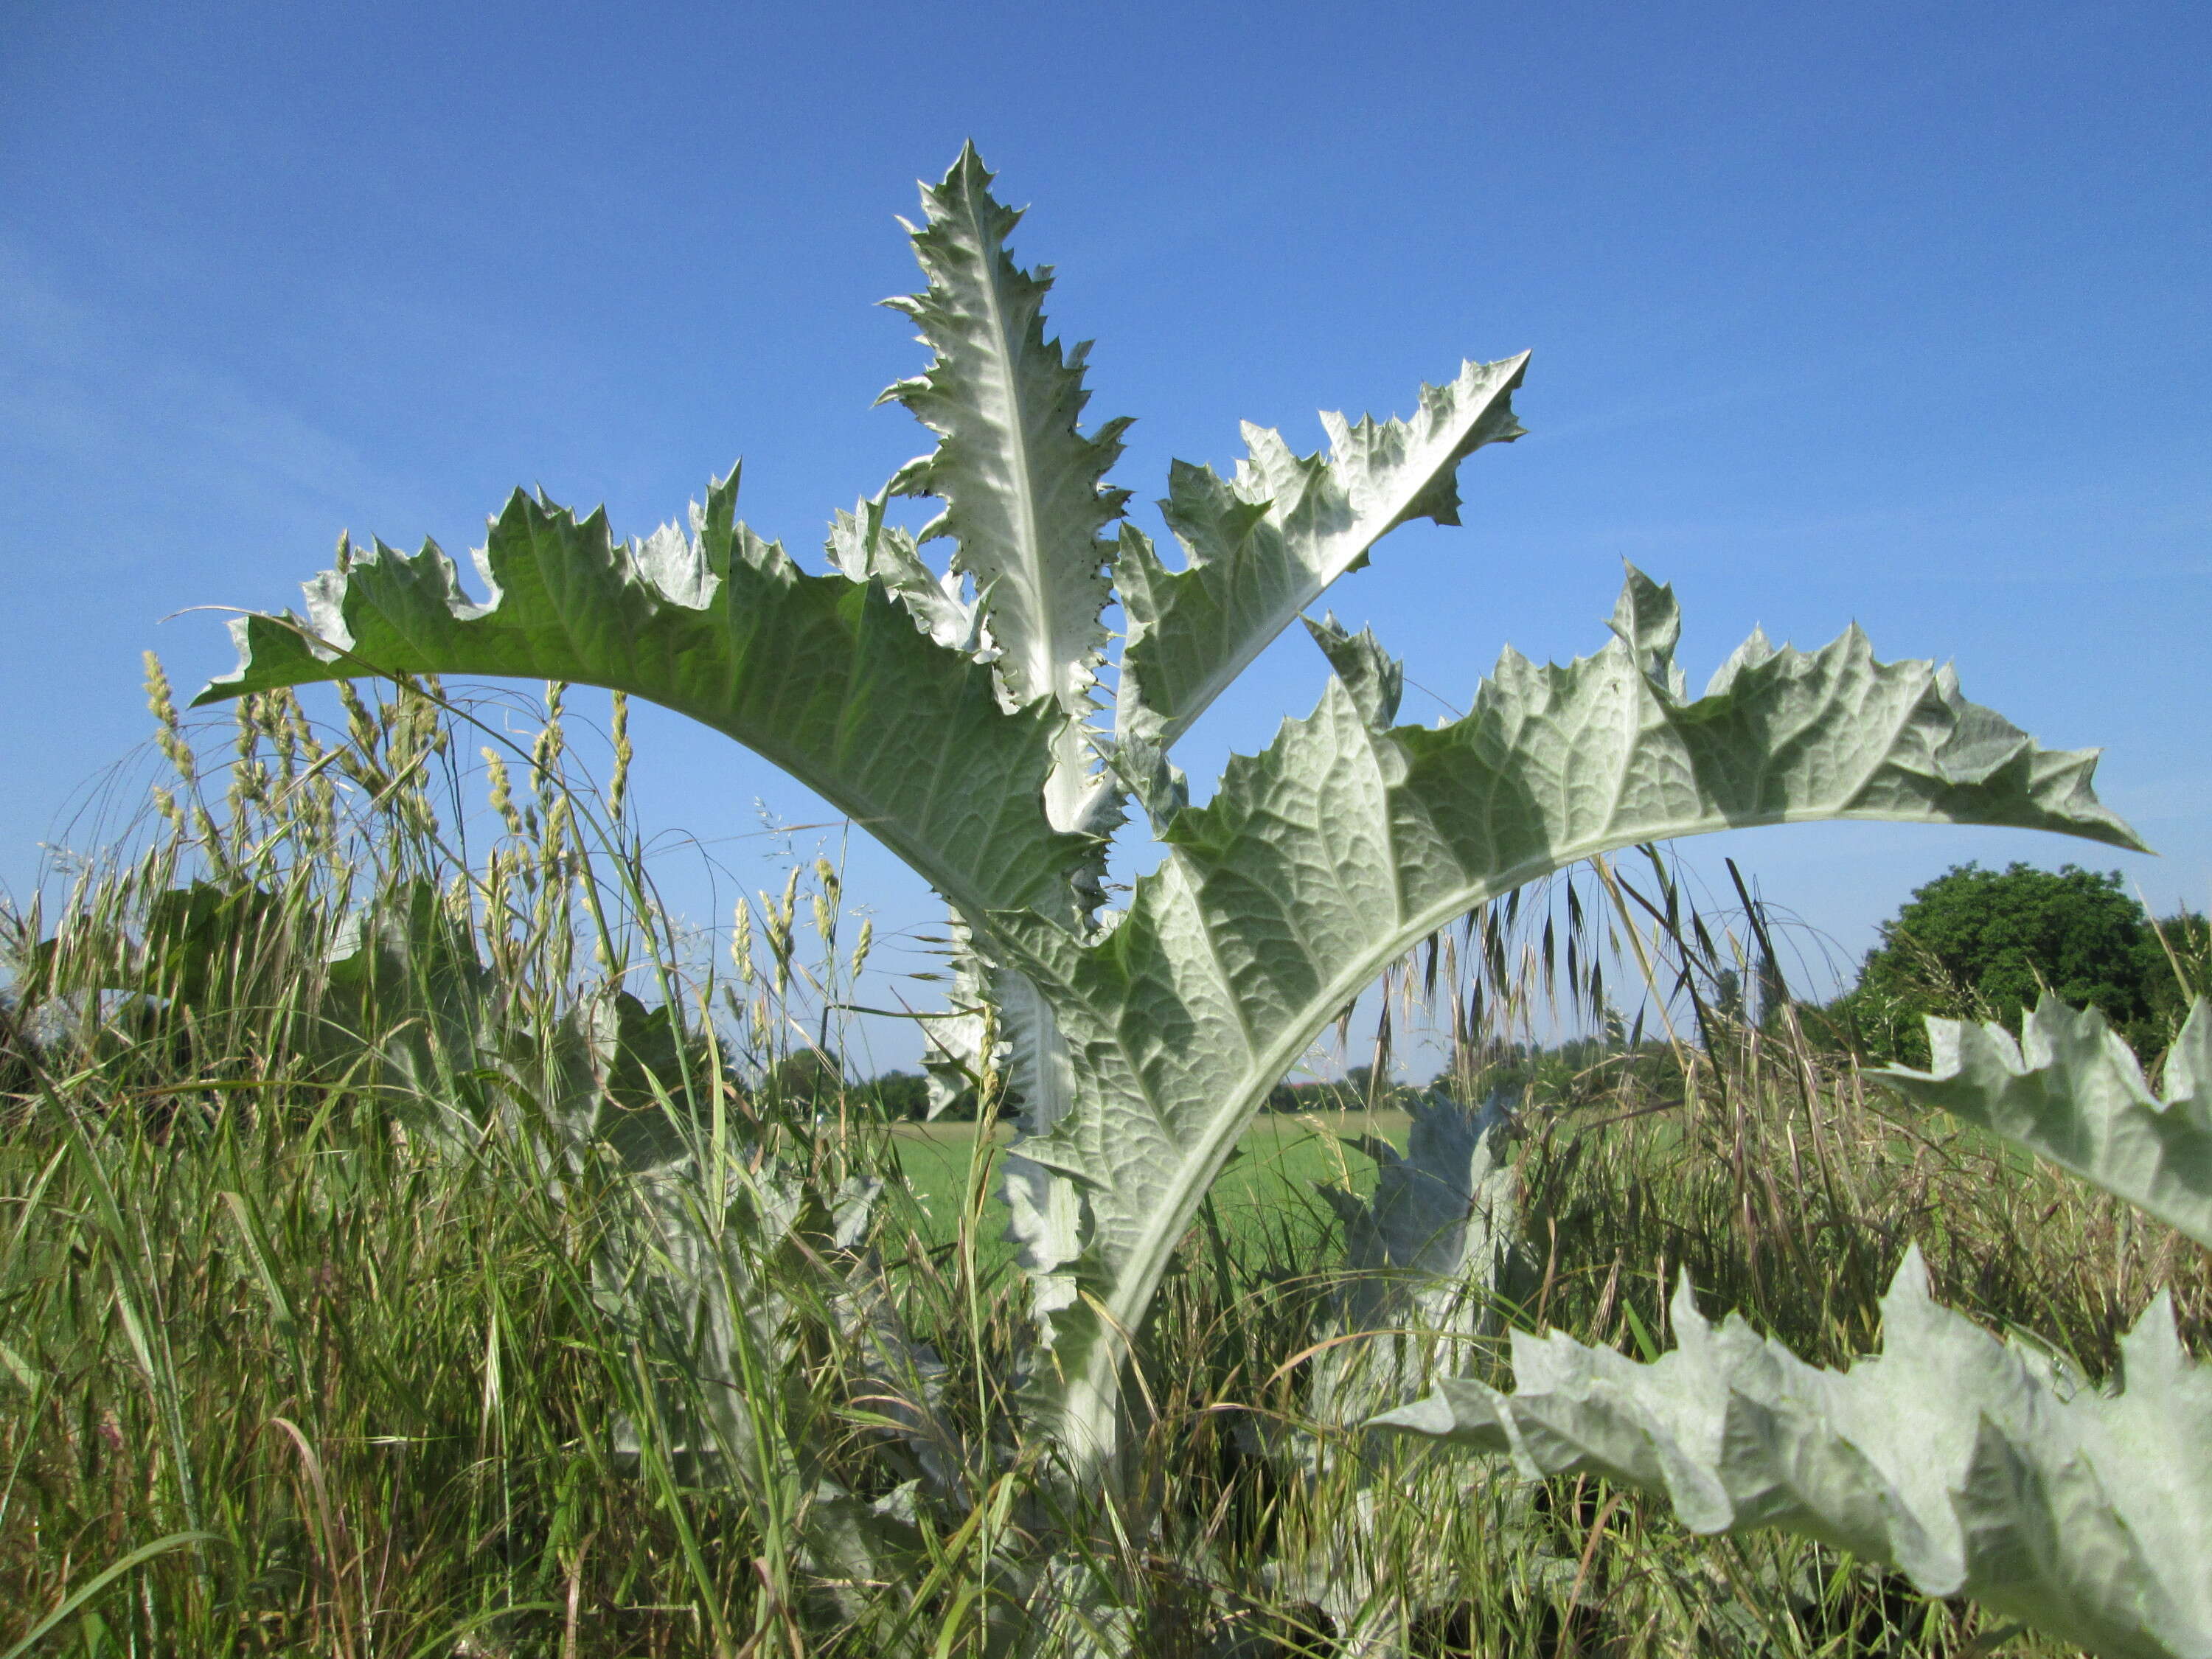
1375, 1252, 2212, 1659
1877, 996, 2212, 1250
881, 145, 1130, 833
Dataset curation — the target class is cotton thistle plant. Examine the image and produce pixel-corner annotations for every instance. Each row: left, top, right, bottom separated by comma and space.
196, 146, 2143, 1483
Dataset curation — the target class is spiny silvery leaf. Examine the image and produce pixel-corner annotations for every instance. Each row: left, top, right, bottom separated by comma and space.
1302, 612, 1404, 731
1242, 1085, 1506, 1456
319, 881, 719, 1167
39, 877, 297, 1001
880, 144, 1132, 833
917, 913, 994, 1121
194, 467, 1091, 930
1106, 351, 1527, 805
796, 1481, 930, 1642
603, 1158, 803, 1487
319, 880, 504, 1144
1006, 1556, 1138, 1659
540, 985, 720, 1175
1295, 1090, 1524, 1475
825, 490, 991, 658
899, 928, 1084, 1328
1607, 564, 1687, 698
1374, 1251, 2212, 1659
901, 925, 1088, 1336
995, 568, 2142, 1467
139, 881, 298, 1010
1108, 728, 1190, 839
606, 1158, 883, 1492
1256, 1488, 1431, 1659
1875, 995, 2212, 1251
841, 1256, 973, 1497
995, 964, 1087, 1332
1320, 1090, 1521, 1356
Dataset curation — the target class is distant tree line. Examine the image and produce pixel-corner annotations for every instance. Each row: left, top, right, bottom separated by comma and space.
1812, 862, 2207, 1065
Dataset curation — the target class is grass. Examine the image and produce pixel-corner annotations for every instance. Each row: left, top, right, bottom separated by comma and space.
3, 672, 2208, 1656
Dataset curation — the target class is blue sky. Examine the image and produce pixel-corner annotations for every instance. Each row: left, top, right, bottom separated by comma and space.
4, 1, 2207, 1072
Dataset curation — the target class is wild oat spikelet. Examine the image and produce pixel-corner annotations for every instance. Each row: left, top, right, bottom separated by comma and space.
610, 690, 633, 822
483, 748, 524, 839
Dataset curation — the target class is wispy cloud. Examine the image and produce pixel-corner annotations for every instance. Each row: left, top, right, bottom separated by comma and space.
0, 243, 408, 559
1524, 379, 1776, 444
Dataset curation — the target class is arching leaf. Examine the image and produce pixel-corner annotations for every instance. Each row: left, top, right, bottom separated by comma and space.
998, 571, 2142, 1465
1104, 350, 1526, 832
195, 469, 1091, 930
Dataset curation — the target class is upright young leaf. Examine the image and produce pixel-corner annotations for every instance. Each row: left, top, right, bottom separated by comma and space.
998, 571, 2142, 1467
319, 880, 504, 1142
881, 145, 1133, 834
605, 1156, 881, 1492
1309, 1090, 1524, 1429
1321, 1091, 1522, 1353
1104, 351, 1527, 829
538, 987, 719, 1173
1875, 996, 2212, 1248
195, 469, 1091, 931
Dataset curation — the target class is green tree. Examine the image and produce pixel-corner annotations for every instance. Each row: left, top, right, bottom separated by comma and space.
2143, 908, 2212, 1038
1829, 862, 2160, 1063
856, 1068, 932, 1120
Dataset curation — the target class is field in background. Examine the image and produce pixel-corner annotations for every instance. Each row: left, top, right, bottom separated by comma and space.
886, 1111, 1416, 1278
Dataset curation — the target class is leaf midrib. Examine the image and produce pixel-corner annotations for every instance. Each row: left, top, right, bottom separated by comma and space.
960, 187, 1053, 716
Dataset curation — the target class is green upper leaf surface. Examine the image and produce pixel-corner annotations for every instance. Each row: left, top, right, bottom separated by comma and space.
997, 571, 2141, 1464
195, 470, 1090, 928
1876, 996, 2212, 1251
1374, 1253, 2212, 1659
881, 145, 1132, 831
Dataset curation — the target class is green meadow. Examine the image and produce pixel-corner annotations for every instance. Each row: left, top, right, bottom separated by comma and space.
6, 663, 2206, 1656
884, 1110, 1415, 1279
